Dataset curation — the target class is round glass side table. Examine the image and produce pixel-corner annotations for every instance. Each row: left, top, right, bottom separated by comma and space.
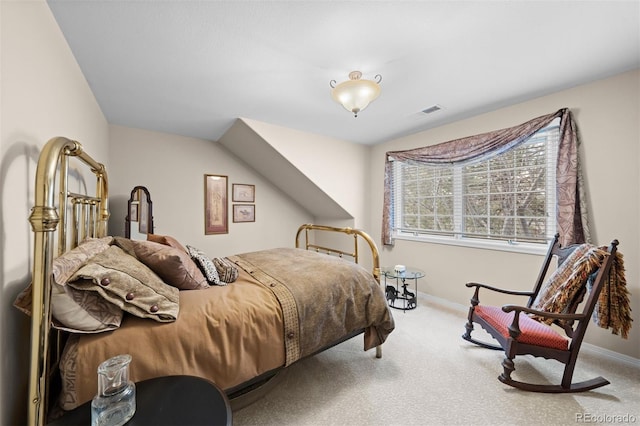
381, 267, 425, 311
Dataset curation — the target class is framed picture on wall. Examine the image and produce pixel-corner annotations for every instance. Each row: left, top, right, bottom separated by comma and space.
232, 184, 255, 202
204, 174, 228, 234
233, 204, 255, 223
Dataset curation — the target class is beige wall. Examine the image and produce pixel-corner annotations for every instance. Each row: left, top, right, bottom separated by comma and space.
369, 69, 640, 360
0, 1, 109, 424
108, 125, 313, 256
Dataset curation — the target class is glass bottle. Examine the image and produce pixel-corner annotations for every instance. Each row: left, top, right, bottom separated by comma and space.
91, 354, 136, 426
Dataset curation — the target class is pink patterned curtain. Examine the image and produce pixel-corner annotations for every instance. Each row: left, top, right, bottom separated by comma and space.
382, 108, 590, 247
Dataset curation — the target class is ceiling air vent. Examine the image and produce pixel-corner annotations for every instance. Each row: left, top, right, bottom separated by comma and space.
421, 104, 442, 114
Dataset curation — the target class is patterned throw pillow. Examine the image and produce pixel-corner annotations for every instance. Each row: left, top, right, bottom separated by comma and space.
186, 245, 222, 285
531, 244, 605, 323
213, 257, 238, 283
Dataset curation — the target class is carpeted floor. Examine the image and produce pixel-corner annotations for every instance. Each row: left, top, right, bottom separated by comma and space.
232, 293, 640, 426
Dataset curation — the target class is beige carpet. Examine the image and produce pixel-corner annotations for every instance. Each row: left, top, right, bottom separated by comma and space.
232, 293, 640, 426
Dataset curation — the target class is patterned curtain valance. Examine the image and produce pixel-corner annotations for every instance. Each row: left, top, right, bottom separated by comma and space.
382, 108, 590, 247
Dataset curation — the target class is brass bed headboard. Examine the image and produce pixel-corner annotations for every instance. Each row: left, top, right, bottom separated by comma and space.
28, 137, 109, 426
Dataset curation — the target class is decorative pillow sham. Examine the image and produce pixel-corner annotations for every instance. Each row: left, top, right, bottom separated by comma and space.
13, 282, 122, 334
69, 245, 179, 322
51, 286, 123, 333
147, 233, 188, 253
113, 237, 209, 290
186, 245, 222, 285
13, 236, 122, 334
213, 257, 239, 283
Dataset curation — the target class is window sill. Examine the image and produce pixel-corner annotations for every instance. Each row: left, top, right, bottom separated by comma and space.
393, 233, 549, 255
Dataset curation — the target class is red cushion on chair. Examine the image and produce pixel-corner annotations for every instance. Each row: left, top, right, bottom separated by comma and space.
475, 305, 569, 351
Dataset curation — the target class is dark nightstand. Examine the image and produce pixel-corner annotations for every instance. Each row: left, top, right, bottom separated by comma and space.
48, 375, 232, 426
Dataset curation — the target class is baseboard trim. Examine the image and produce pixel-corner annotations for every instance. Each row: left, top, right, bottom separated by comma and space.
581, 342, 640, 368
420, 291, 640, 368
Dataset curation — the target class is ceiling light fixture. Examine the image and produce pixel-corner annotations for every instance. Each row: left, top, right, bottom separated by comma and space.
330, 71, 382, 117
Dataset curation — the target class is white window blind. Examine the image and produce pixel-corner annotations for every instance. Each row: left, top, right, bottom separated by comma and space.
392, 122, 560, 244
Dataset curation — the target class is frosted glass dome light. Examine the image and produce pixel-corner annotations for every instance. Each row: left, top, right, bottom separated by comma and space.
330, 71, 382, 117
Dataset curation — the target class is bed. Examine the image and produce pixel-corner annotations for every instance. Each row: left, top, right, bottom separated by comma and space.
19, 137, 395, 426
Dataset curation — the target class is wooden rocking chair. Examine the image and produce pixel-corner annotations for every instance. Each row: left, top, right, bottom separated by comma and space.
462, 233, 619, 393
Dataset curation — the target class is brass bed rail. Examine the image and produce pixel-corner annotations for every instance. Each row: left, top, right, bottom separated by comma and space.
28, 137, 109, 426
295, 223, 381, 283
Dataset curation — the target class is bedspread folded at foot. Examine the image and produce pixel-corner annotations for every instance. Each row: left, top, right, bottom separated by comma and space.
229, 247, 395, 364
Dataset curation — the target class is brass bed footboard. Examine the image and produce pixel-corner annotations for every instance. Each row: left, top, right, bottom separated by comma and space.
295, 223, 383, 359
27, 137, 109, 426
295, 224, 380, 282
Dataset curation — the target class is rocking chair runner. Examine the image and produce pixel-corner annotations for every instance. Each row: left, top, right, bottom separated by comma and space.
462, 233, 621, 393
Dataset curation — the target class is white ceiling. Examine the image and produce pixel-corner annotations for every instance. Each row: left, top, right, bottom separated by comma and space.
47, 1, 640, 146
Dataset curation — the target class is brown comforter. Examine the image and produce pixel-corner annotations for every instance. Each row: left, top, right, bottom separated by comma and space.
58, 248, 394, 411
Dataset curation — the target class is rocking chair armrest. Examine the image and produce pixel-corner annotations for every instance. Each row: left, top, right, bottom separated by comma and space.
465, 282, 534, 297
501, 304, 587, 321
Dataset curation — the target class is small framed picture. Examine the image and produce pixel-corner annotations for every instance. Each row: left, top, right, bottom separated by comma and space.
233, 204, 255, 223
232, 184, 255, 202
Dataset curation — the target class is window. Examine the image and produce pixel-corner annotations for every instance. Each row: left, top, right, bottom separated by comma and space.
392, 123, 559, 247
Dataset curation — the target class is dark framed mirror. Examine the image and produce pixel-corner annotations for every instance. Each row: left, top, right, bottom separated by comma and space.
125, 186, 154, 239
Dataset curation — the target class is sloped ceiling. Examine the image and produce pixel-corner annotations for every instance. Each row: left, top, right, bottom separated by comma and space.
47, 1, 640, 146
219, 119, 352, 219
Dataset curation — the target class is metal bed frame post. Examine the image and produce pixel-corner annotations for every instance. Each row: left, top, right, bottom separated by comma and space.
27, 137, 109, 426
